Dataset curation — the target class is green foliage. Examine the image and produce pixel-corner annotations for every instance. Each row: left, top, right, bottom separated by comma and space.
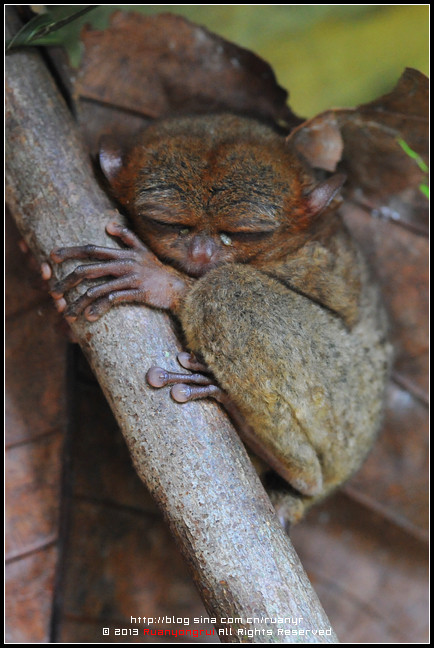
6, 6, 97, 51
397, 138, 429, 198
419, 184, 429, 199
397, 139, 429, 174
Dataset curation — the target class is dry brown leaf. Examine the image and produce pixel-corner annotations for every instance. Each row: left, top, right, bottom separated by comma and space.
289, 68, 428, 234
76, 11, 302, 131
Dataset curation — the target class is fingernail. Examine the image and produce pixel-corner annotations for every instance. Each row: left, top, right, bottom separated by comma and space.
55, 298, 67, 313
40, 262, 52, 280
86, 308, 99, 322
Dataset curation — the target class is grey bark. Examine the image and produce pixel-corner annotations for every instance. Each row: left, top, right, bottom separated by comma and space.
5, 9, 338, 643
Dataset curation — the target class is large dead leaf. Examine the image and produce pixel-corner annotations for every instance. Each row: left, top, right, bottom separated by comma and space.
289, 68, 428, 234
76, 11, 302, 130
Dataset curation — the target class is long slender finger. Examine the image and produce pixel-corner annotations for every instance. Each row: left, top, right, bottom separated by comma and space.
50, 244, 135, 264
51, 259, 137, 297
146, 366, 213, 389
106, 222, 148, 250
177, 352, 211, 373
171, 383, 223, 403
83, 287, 154, 321
63, 277, 141, 321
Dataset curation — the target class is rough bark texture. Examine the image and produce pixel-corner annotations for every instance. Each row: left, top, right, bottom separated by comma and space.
5, 10, 337, 643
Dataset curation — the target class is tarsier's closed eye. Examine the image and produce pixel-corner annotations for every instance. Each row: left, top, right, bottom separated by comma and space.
140, 214, 192, 235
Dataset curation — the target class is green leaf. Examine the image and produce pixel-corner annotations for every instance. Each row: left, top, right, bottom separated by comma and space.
396, 137, 429, 173
6, 6, 98, 51
396, 138, 429, 199
419, 183, 429, 199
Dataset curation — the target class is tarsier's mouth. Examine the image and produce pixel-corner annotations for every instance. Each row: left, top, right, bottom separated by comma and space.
166, 256, 229, 278
183, 260, 226, 278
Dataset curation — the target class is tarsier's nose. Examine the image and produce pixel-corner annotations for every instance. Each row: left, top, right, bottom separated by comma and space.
188, 235, 219, 265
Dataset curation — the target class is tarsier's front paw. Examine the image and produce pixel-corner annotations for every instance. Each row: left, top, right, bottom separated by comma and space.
50, 223, 180, 322
146, 352, 226, 403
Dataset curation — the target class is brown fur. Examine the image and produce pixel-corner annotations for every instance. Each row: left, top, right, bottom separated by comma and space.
60, 113, 393, 523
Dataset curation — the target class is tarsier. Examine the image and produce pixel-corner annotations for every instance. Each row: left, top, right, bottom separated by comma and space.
50, 113, 392, 523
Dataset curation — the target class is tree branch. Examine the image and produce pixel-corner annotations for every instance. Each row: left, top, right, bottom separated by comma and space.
5, 9, 338, 643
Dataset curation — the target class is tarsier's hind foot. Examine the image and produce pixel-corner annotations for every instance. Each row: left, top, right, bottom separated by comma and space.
147, 353, 313, 530
147, 353, 258, 446
146, 353, 226, 403
147, 352, 251, 423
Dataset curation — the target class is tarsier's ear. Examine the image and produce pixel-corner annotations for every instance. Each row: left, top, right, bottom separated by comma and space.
98, 135, 125, 186
306, 173, 347, 217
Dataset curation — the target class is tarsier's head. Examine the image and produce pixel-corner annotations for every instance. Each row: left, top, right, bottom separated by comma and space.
100, 114, 345, 277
